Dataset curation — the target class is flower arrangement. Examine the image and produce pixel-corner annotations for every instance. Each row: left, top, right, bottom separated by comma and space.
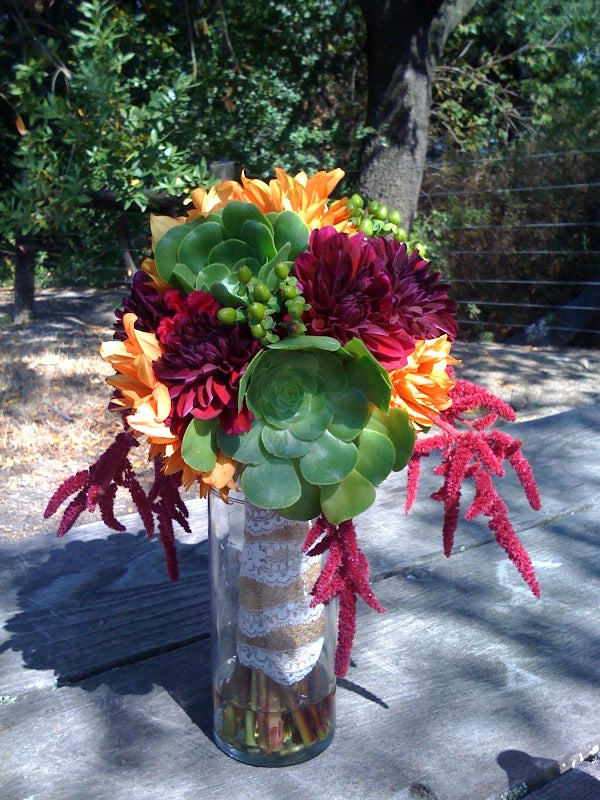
45, 167, 542, 685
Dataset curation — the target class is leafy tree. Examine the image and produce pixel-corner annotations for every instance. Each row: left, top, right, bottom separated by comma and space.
0, 0, 367, 311
431, 0, 600, 150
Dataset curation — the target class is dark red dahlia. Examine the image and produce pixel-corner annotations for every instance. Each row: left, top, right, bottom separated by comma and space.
153, 290, 258, 436
114, 270, 170, 340
293, 228, 458, 370
371, 236, 458, 343
293, 227, 415, 369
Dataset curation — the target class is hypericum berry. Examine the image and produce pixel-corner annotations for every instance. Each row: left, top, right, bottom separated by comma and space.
367, 199, 379, 215
388, 209, 402, 225
248, 302, 266, 321
253, 282, 271, 302
250, 323, 266, 338
395, 227, 408, 242
358, 218, 373, 236
347, 193, 364, 211
281, 284, 298, 301
374, 204, 388, 221
286, 298, 305, 319
237, 265, 253, 283
287, 321, 306, 336
217, 307, 237, 325
274, 262, 290, 280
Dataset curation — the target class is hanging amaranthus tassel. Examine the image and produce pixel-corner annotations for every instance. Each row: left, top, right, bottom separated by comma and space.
302, 516, 384, 678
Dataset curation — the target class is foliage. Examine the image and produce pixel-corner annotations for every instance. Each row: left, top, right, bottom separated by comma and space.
0, 0, 366, 288
432, 0, 600, 151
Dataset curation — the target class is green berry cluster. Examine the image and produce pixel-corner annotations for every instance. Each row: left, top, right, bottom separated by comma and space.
216, 262, 310, 345
346, 193, 427, 258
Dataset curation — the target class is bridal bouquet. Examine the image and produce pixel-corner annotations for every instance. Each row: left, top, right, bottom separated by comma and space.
45, 168, 542, 683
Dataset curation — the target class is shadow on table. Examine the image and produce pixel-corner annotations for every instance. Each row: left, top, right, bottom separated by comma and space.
497, 749, 600, 799
0, 529, 214, 738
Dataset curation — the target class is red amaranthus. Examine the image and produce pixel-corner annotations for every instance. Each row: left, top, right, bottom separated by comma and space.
406, 380, 542, 596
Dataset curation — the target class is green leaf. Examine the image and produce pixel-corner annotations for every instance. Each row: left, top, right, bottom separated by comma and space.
198, 262, 230, 289
342, 338, 392, 411
320, 470, 376, 525
288, 396, 333, 441
208, 239, 254, 268
268, 335, 340, 352
355, 428, 395, 486
387, 408, 415, 471
222, 201, 272, 239
154, 221, 200, 283
241, 455, 302, 509
365, 406, 415, 471
217, 420, 266, 465
209, 278, 245, 308
242, 219, 277, 262
260, 425, 312, 458
299, 430, 358, 485
178, 222, 224, 270
279, 475, 322, 521
328, 387, 369, 442
181, 418, 217, 472
272, 210, 310, 260
171, 262, 197, 293
237, 349, 267, 410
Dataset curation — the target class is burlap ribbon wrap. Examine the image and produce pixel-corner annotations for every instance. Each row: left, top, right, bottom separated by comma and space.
237, 503, 325, 685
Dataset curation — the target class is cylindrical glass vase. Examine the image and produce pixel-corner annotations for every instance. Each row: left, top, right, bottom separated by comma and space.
208, 489, 336, 766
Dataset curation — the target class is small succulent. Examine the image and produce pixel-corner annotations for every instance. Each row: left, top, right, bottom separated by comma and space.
152, 202, 311, 344
215, 335, 415, 524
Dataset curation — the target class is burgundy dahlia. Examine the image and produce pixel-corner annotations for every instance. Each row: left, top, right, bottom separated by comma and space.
293, 228, 458, 370
371, 236, 458, 343
293, 227, 415, 369
114, 270, 170, 340
153, 290, 259, 436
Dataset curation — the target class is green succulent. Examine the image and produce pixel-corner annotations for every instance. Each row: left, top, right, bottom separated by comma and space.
216, 336, 415, 524
152, 202, 310, 336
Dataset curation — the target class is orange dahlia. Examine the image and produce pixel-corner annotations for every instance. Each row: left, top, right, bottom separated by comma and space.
188, 181, 243, 217
210, 167, 356, 233
100, 312, 178, 453
388, 335, 460, 429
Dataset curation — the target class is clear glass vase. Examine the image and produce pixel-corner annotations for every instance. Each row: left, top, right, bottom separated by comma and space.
208, 489, 336, 766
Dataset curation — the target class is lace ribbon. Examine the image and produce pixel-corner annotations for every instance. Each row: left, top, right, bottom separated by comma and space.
237, 503, 324, 685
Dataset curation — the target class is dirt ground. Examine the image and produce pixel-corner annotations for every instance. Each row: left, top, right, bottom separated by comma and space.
1, 286, 599, 541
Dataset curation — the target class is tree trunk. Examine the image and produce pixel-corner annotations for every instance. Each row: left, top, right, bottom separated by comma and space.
14, 234, 35, 322
357, 0, 477, 231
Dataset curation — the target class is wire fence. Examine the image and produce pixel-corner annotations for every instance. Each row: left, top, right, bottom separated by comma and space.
419, 147, 600, 347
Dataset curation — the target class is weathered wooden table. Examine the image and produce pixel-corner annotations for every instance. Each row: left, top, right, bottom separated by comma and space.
2, 404, 600, 800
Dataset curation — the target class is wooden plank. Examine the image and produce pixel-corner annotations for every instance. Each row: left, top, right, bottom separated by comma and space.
0, 514, 210, 689
526, 767, 600, 799
2, 505, 599, 800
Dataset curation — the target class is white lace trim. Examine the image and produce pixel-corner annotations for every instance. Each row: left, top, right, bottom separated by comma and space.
240, 540, 320, 586
239, 600, 324, 638
238, 639, 324, 685
244, 504, 288, 535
